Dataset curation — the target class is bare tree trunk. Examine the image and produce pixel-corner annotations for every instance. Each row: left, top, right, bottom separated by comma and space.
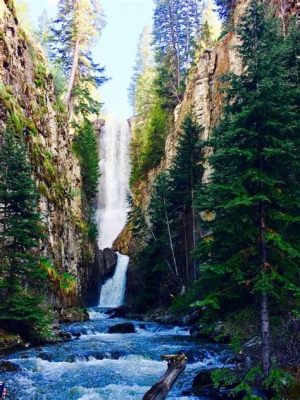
259, 201, 271, 377
143, 354, 187, 400
163, 196, 179, 277
191, 186, 197, 280
64, 37, 80, 107
183, 206, 189, 282
167, 2, 181, 90
279, 0, 287, 35
145, 216, 175, 277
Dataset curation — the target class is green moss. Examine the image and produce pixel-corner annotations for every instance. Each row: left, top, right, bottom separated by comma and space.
39, 259, 77, 298
34, 63, 47, 88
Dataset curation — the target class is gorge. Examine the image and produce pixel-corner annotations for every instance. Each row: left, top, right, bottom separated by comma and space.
0, 0, 300, 399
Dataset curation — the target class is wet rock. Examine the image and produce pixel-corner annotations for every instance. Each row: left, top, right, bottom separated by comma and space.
0, 361, 21, 373
139, 324, 147, 330
193, 369, 213, 388
108, 322, 136, 334
58, 331, 72, 340
103, 248, 118, 276
105, 305, 130, 318
0, 330, 24, 353
181, 308, 203, 325
55, 307, 89, 323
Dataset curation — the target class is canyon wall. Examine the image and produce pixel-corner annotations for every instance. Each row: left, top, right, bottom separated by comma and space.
0, 0, 98, 306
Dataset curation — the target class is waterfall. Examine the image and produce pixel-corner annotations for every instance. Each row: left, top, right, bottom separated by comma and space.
96, 116, 131, 307
99, 253, 129, 307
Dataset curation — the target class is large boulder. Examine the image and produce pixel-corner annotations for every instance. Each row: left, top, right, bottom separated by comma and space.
108, 322, 136, 334
105, 306, 130, 318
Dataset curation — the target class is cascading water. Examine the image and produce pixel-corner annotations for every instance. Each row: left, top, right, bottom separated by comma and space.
99, 252, 129, 307
96, 117, 131, 307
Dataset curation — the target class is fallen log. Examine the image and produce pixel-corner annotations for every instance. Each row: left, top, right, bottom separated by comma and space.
143, 354, 187, 400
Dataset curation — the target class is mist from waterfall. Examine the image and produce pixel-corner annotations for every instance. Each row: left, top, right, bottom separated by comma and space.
96, 117, 131, 307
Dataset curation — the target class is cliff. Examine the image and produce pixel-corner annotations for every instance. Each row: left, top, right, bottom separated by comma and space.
115, 0, 300, 297
0, 0, 98, 307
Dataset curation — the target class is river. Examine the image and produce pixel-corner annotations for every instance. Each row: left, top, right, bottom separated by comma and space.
0, 308, 229, 399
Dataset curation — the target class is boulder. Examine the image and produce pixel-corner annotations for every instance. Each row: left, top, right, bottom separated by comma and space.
55, 307, 89, 323
108, 322, 136, 334
193, 369, 213, 388
0, 361, 21, 373
105, 305, 130, 318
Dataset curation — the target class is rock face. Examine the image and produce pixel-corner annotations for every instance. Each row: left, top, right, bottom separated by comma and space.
0, 0, 99, 307
115, 0, 300, 300
86, 248, 118, 306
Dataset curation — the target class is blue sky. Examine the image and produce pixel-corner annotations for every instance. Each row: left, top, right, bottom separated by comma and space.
26, 0, 154, 119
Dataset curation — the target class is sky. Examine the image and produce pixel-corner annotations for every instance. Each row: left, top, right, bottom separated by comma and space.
25, 0, 154, 119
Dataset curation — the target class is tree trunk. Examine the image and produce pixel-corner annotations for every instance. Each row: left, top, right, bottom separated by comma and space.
143, 354, 187, 400
191, 185, 197, 280
64, 37, 80, 107
163, 196, 179, 277
259, 200, 271, 376
183, 207, 189, 283
145, 215, 175, 278
167, 2, 181, 90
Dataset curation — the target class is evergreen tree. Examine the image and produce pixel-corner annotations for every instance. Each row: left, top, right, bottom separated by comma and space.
169, 114, 203, 283
196, 1, 300, 377
153, 0, 204, 107
0, 131, 49, 339
50, 0, 106, 109
73, 119, 100, 201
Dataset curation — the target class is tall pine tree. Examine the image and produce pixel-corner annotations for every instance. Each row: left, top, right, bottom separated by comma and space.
0, 131, 49, 339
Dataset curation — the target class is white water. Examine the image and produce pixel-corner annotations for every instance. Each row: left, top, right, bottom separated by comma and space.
99, 253, 129, 307
96, 117, 131, 307
96, 117, 131, 250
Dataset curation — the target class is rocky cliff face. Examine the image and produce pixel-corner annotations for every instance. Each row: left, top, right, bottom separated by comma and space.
0, 0, 99, 307
115, 0, 299, 258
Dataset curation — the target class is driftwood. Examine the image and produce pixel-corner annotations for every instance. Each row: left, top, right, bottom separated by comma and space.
143, 354, 187, 400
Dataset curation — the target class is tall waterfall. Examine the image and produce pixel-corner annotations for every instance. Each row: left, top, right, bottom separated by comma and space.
97, 117, 131, 307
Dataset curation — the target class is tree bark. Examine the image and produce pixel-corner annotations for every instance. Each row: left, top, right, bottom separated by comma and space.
163, 196, 179, 277
64, 37, 80, 107
167, 2, 181, 90
259, 201, 271, 377
183, 206, 189, 282
143, 354, 187, 400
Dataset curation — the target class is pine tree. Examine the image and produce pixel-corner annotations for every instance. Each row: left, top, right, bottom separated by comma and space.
0, 131, 49, 339
153, 0, 204, 107
196, 0, 300, 376
72, 119, 100, 201
169, 114, 203, 283
50, 0, 106, 109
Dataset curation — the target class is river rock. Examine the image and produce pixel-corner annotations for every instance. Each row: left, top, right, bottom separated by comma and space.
0, 361, 21, 373
108, 322, 136, 334
0, 330, 24, 353
193, 369, 213, 388
55, 307, 90, 323
105, 305, 130, 318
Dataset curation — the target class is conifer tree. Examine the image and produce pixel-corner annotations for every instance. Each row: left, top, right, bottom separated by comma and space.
153, 0, 204, 107
169, 114, 203, 282
196, 0, 300, 376
0, 131, 49, 338
73, 119, 100, 201
50, 0, 106, 109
